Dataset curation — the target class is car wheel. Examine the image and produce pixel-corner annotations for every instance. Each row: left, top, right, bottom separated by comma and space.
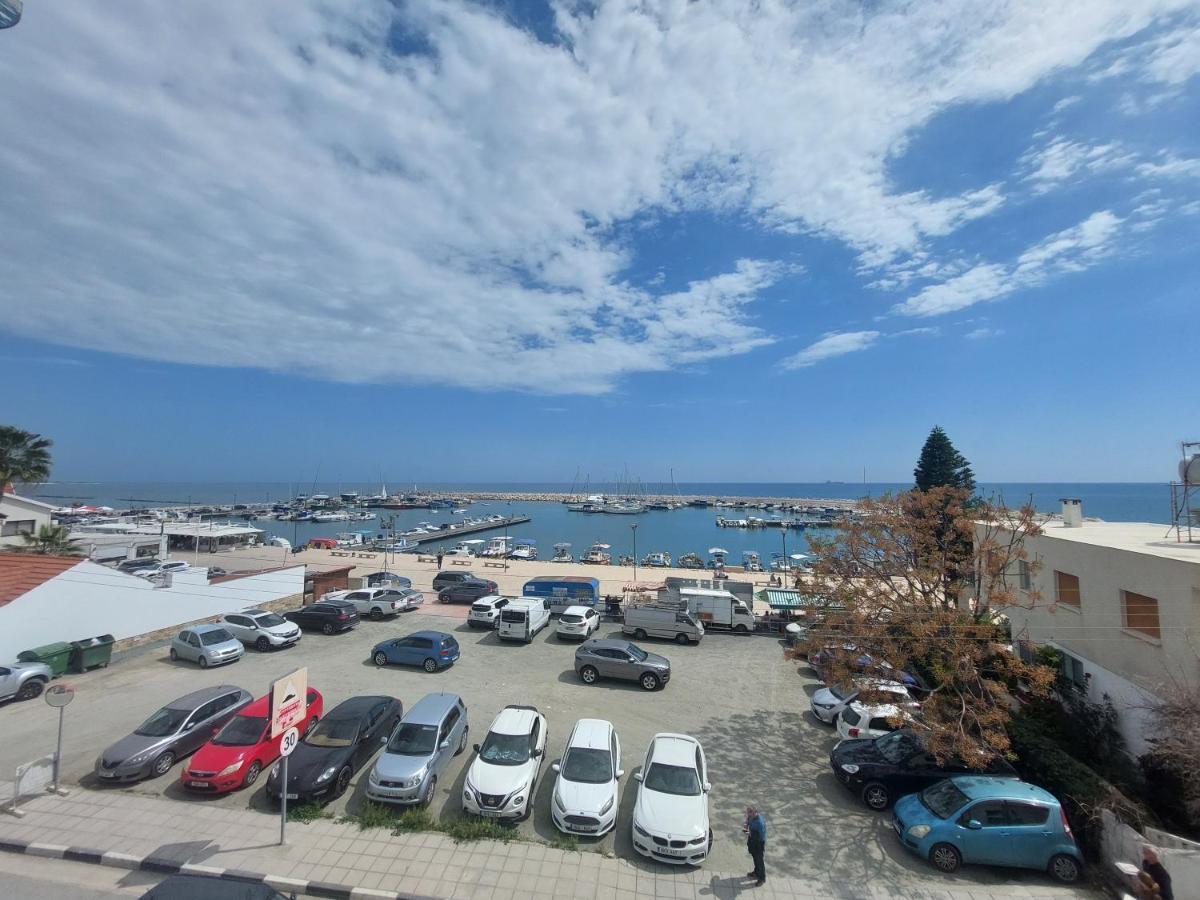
456, 727, 468, 755
243, 761, 262, 788
16, 679, 45, 701
151, 751, 176, 778
640, 672, 660, 691
198, 655, 209, 669
335, 766, 352, 797
370, 607, 383, 621
861, 782, 890, 811
373, 651, 389, 667
929, 843, 960, 874
440, 594, 449, 604
322, 622, 335, 635
423, 658, 438, 673
1048, 854, 1081, 883
421, 775, 437, 807
675, 632, 690, 645
255, 636, 271, 652
734, 624, 750, 634
634, 628, 647, 640
580, 665, 599, 684
169, 648, 178, 661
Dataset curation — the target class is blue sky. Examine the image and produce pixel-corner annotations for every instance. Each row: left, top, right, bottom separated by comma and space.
1, 1, 1198, 483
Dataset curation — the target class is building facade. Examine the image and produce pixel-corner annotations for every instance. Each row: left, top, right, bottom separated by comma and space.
0, 491, 55, 548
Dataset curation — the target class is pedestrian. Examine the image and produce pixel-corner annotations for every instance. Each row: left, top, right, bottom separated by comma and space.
742, 805, 766, 886
436, 551, 444, 569
1143, 846, 1173, 900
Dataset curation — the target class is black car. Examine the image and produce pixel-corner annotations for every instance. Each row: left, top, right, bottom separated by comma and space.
432, 570, 477, 591
284, 600, 360, 634
266, 695, 402, 804
437, 579, 497, 604
830, 729, 1018, 810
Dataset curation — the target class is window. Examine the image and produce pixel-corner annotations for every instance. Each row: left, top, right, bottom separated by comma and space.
1061, 653, 1086, 688
1055, 571, 1081, 607
960, 800, 1009, 827
1006, 802, 1050, 826
1, 519, 36, 536
1123, 591, 1161, 639
1018, 560, 1032, 591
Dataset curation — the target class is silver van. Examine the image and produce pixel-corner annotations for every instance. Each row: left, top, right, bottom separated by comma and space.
621, 603, 704, 645
367, 692, 468, 806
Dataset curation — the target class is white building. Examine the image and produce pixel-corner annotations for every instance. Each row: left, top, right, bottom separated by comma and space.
987, 500, 1200, 756
0, 491, 55, 548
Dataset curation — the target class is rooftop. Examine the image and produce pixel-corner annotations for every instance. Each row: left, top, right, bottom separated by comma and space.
1030, 519, 1200, 564
79, 522, 263, 538
0, 553, 85, 607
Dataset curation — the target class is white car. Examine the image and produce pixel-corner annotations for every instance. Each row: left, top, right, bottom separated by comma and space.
218, 610, 301, 651
131, 560, 190, 579
320, 587, 416, 620
463, 705, 547, 821
631, 733, 711, 866
835, 701, 916, 741
810, 678, 912, 725
551, 718, 623, 836
556, 605, 600, 641
468, 595, 512, 629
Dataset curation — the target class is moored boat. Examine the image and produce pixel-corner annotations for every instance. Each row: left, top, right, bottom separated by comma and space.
581, 542, 612, 565
641, 551, 671, 567
551, 542, 573, 563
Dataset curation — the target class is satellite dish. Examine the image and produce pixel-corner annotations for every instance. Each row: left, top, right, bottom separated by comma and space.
0, 0, 22, 29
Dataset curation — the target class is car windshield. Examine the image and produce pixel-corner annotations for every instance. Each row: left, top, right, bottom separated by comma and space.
561, 748, 612, 784
305, 717, 359, 748
560, 614, 582, 624
644, 762, 700, 796
920, 779, 970, 819
626, 644, 648, 662
478, 731, 530, 766
875, 731, 917, 764
388, 722, 438, 755
253, 613, 286, 628
830, 684, 857, 702
213, 715, 267, 746
135, 706, 190, 737
199, 629, 233, 646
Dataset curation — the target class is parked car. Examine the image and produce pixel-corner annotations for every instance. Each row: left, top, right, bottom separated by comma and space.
830, 728, 1018, 811
371, 631, 460, 672
131, 560, 190, 579
368, 692, 469, 806
810, 642, 926, 692
556, 605, 600, 641
551, 718, 623, 836
320, 587, 414, 620
438, 579, 498, 604
95, 686, 253, 782
207, 567, 228, 579
169, 624, 244, 669
575, 638, 670, 691
284, 600, 359, 635
836, 701, 915, 741
388, 588, 425, 611
266, 695, 401, 805
631, 733, 711, 866
622, 603, 704, 645
810, 678, 913, 725
432, 570, 479, 591
468, 595, 511, 629
497, 597, 551, 642
892, 776, 1082, 883
0, 660, 52, 703
219, 610, 301, 651
117, 557, 158, 574
463, 705, 547, 821
181, 688, 323, 793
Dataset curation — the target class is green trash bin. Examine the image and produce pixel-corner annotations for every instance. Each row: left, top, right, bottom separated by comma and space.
68, 634, 115, 673
17, 642, 72, 677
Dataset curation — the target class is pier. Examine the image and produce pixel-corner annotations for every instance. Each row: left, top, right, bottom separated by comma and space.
403, 514, 531, 546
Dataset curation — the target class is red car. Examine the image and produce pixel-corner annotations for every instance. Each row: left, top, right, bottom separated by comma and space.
181, 688, 323, 793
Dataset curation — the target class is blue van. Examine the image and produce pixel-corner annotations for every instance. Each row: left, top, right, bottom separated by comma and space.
521, 576, 600, 615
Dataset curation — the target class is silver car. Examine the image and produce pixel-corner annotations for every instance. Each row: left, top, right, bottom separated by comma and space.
95, 685, 253, 781
219, 610, 301, 651
367, 692, 468, 806
575, 638, 671, 691
169, 624, 244, 668
0, 661, 52, 703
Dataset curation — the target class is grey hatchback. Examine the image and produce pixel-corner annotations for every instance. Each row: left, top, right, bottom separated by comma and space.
367, 692, 469, 806
96, 685, 253, 781
169, 624, 245, 668
575, 638, 671, 691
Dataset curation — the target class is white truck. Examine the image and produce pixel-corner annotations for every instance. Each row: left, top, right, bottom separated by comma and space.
678, 587, 755, 634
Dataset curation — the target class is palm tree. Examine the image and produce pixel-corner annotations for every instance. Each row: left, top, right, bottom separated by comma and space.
0, 425, 53, 490
20, 524, 82, 556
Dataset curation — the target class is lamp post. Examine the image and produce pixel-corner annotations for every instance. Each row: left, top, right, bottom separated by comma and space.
780, 528, 787, 585
631, 523, 638, 583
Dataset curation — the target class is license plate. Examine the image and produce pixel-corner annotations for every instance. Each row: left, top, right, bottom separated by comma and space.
188, 781, 210, 788
479, 809, 501, 817
286, 793, 299, 800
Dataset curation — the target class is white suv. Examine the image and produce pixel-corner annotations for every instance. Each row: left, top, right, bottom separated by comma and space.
552, 718, 622, 836
131, 560, 189, 579
556, 605, 600, 640
467, 595, 511, 629
463, 705, 547, 821
218, 610, 302, 651
631, 733, 711, 866
835, 701, 915, 741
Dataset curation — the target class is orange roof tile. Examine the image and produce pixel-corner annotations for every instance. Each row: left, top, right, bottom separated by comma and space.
0, 553, 85, 608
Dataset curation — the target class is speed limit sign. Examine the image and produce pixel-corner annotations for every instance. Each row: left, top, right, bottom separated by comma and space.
280, 726, 300, 758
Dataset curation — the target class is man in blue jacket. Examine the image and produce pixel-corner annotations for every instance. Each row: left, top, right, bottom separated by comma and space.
743, 805, 767, 886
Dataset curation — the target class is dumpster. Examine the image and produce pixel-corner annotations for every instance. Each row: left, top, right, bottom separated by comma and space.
69, 634, 115, 673
17, 642, 72, 676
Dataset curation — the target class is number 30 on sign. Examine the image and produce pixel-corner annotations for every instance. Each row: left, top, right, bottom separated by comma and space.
280, 727, 299, 758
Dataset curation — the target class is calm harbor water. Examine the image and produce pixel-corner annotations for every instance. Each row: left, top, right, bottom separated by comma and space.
28, 481, 1176, 563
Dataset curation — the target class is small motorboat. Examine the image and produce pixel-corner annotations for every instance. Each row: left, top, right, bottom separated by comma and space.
509, 539, 538, 561
582, 542, 611, 565
641, 551, 671, 568
551, 542, 573, 563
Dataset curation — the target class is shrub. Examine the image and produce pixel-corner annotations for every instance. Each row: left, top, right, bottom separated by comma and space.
287, 803, 330, 824
442, 817, 516, 843
341, 802, 401, 831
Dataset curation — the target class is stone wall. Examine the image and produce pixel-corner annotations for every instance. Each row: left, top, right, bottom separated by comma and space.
111, 592, 304, 654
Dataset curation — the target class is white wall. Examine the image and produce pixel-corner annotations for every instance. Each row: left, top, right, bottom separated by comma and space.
0, 494, 53, 548
1101, 809, 1200, 900
1052, 642, 1161, 757
0, 561, 304, 660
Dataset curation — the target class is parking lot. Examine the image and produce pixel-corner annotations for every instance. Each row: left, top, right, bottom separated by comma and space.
1, 601, 1089, 893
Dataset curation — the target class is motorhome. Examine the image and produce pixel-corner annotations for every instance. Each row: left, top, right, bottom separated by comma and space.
496, 597, 551, 643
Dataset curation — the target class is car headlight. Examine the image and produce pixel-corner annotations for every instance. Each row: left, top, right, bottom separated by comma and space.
840, 763, 860, 774
316, 765, 338, 783
127, 750, 153, 765
599, 796, 614, 816
688, 833, 707, 846
407, 767, 427, 788
553, 792, 566, 813
368, 769, 380, 786
634, 822, 650, 837
907, 824, 931, 839
218, 762, 244, 777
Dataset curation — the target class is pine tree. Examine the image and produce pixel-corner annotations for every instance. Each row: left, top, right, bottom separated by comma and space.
914, 426, 976, 493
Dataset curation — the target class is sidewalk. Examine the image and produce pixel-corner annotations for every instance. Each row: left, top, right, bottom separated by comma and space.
0, 790, 1097, 900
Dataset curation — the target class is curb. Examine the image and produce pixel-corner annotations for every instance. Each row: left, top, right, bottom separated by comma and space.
0, 837, 433, 899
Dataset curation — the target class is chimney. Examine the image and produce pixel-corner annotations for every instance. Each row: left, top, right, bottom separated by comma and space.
1060, 498, 1082, 528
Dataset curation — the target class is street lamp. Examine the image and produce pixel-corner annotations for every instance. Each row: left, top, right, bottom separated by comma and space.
780, 528, 787, 585
631, 523, 638, 583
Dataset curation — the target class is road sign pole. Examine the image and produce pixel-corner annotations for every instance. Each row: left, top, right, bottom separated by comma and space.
280, 755, 288, 845
45, 683, 74, 797
52, 706, 63, 793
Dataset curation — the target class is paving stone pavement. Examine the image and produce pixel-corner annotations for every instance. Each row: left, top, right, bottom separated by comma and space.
0, 791, 1100, 899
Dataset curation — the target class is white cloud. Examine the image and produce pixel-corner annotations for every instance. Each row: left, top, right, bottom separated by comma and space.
894, 211, 1124, 316
1137, 155, 1200, 178
0, 1, 1191, 391
965, 327, 1004, 339
1052, 95, 1082, 113
780, 331, 882, 369
1021, 138, 1135, 192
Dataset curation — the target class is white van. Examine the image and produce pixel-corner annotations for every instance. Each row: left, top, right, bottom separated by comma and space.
468, 595, 512, 629
497, 598, 551, 643
622, 604, 705, 645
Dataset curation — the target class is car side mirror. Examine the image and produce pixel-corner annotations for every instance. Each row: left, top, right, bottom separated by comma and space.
439, 740, 450, 750
532, 749, 542, 758
381, 736, 388, 744
551, 761, 560, 773
702, 781, 711, 793
616, 768, 625, 778
966, 819, 982, 830
633, 772, 643, 782
472, 743, 480, 753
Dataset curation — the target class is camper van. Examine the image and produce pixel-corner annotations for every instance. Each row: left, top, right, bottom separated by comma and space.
496, 597, 551, 643
521, 576, 600, 615
622, 603, 705, 645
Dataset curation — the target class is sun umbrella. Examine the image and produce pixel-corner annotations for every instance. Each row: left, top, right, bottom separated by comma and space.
708, 547, 728, 555
789, 553, 808, 560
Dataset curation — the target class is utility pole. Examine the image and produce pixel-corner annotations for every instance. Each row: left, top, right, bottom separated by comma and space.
631, 523, 638, 583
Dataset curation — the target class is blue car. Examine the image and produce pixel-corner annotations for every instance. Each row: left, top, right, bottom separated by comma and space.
892, 776, 1082, 883
372, 631, 460, 673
